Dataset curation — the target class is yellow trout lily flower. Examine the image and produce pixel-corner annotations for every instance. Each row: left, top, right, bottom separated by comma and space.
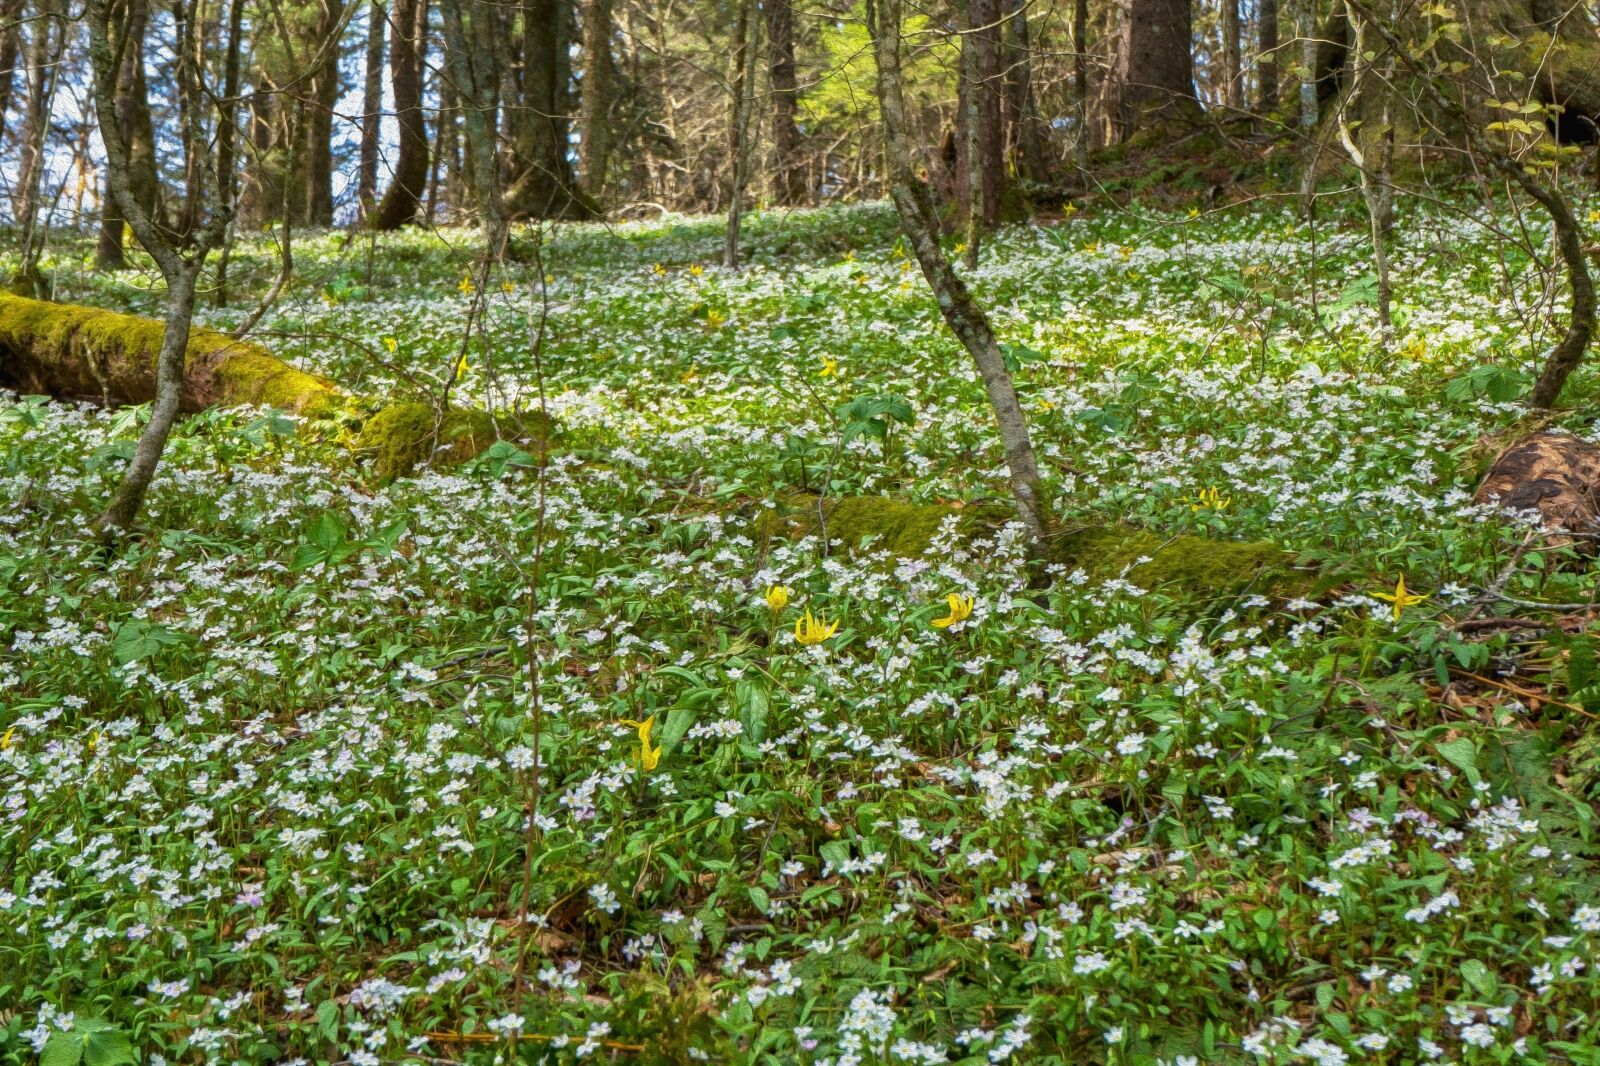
689, 264, 704, 277
932, 593, 975, 629
1373, 575, 1429, 623
457, 275, 476, 296
765, 585, 792, 612
1, 726, 14, 750
619, 716, 662, 772
1190, 486, 1231, 512
819, 355, 838, 377
383, 336, 398, 355
794, 609, 839, 646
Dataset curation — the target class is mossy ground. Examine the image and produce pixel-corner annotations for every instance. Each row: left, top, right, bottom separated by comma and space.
354, 401, 554, 478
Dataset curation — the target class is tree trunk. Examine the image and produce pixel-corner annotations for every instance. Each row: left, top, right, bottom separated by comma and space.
359, 0, 386, 211
1333, 3, 1393, 346
502, 0, 594, 218
439, 0, 508, 247
0, 0, 28, 148
1073, 0, 1087, 164
1296, 0, 1318, 210
723, 0, 759, 269
1256, 0, 1277, 111
369, 0, 430, 228
97, 0, 157, 270
303, 0, 346, 227
212, 0, 246, 303
866, 0, 1051, 545
1002, 0, 1045, 184
85, 0, 232, 533
579, 0, 612, 198
92, 264, 202, 531
765, 0, 804, 205
13, 4, 62, 287
1222, 0, 1241, 108
1106, 0, 1199, 141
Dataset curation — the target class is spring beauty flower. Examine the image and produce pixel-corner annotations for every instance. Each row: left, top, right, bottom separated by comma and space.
794, 609, 839, 645
1373, 575, 1429, 623
932, 593, 974, 629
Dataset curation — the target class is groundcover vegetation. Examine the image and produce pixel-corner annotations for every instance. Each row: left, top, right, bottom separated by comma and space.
4, 201, 1600, 1064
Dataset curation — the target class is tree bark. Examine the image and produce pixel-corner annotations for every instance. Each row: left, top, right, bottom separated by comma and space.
96, 0, 157, 270
1222, 0, 1241, 108
13, 2, 63, 287
1002, 0, 1045, 183
302, 0, 346, 226
439, 0, 508, 247
1073, 0, 1087, 163
723, 0, 759, 268
579, 0, 613, 198
1256, 0, 1277, 110
212, 0, 246, 303
866, 0, 1051, 545
764, 0, 804, 205
370, 0, 430, 228
359, 0, 386, 211
502, 0, 594, 218
0, 0, 28, 148
1106, 0, 1199, 141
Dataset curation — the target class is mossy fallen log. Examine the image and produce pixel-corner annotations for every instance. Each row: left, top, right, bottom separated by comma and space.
0, 291, 341, 415
768, 494, 1313, 598
0, 291, 550, 479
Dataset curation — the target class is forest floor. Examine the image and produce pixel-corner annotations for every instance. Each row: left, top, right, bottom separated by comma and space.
5, 199, 1600, 1064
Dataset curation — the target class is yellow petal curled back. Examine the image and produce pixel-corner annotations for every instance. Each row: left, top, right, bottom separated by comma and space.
932, 593, 974, 629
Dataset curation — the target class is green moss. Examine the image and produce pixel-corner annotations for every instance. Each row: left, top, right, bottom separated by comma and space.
0, 291, 340, 415
1053, 525, 1305, 598
821, 495, 1012, 556
206, 344, 342, 417
780, 494, 1311, 599
356, 403, 553, 479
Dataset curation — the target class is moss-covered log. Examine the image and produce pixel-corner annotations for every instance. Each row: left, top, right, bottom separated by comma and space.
0, 290, 551, 479
0, 291, 340, 415
768, 494, 1313, 599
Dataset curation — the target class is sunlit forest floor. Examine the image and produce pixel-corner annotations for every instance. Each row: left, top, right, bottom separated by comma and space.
6, 200, 1600, 1063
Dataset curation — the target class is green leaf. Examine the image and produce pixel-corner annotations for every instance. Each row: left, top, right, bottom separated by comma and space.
111, 620, 185, 665
1435, 736, 1481, 785
316, 999, 339, 1040
84, 1030, 135, 1066
738, 680, 770, 745
659, 707, 695, 754
1460, 959, 1498, 997
40, 1033, 84, 1066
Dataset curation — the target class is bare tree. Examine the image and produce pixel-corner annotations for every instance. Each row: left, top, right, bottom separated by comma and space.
866, 0, 1051, 544
85, 0, 233, 532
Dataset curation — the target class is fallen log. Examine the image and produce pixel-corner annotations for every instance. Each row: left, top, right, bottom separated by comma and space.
0, 290, 549, 478
1475, 431, 1600, 544
761, 493, 1317, 599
